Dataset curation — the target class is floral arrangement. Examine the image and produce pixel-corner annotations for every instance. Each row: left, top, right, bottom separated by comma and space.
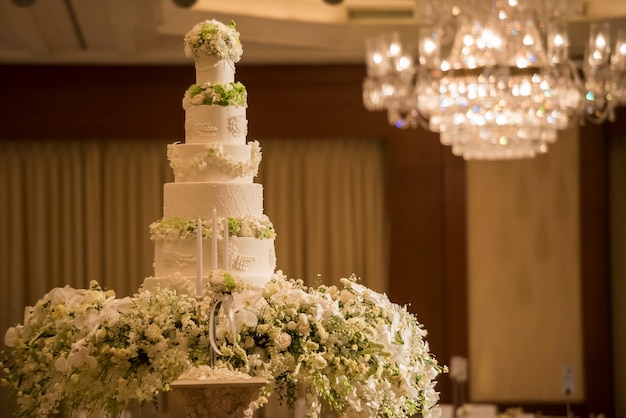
183, 82, 247, 108
1, 273, 444, 418
149, 215, 276, 241
167, 140, 262, 179
184, 19, 243, 62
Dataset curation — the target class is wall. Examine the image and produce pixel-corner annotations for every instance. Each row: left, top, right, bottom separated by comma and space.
608, 119, 626, 418
467, 129, 584, 402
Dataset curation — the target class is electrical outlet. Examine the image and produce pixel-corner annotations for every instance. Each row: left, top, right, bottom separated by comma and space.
562, 365, 575, 395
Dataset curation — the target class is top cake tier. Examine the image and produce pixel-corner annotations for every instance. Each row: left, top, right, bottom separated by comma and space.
184, 20, 243, 85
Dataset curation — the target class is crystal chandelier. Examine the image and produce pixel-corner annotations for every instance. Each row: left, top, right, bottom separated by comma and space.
362, 0, 626, 159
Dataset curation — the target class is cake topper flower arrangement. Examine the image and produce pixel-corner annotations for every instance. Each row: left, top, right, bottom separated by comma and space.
184, 19, 243, 62
1, 273, 445, 418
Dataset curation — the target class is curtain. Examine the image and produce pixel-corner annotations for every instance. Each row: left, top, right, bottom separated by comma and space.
0, 140, 170, 307
258, 138, 388, 292
0, 137, 387, 417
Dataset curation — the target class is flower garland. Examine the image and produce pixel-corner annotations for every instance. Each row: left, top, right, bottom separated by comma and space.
1, 274, 445, 418
149, 215, 277, 241
183, 82, 247, 109
167, 141, 261, 179
183, 19, 243, 62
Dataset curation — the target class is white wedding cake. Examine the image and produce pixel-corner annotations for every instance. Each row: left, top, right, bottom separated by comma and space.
143, 20, 277, 293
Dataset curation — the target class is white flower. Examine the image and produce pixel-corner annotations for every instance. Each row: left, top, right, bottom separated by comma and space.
68, 345, 97, 369
310, 353, 327, 370
4, 326, 19, 347
47, 285, 78, 306
274, 332, 292, 350
145, 324, 163, 341
54, 356, 70, 373
231, 289, 266, 328
115, 297, 132, 314
73, 309, 101, 334
424, 406, 443, 418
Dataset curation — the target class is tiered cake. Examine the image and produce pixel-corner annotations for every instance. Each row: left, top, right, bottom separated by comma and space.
143, 20, 277, 293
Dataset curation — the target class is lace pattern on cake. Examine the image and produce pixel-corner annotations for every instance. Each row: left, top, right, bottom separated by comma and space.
168, 141, 261, 179
185, 113, 217, 137
228, 115, 248, 137
161, 243, 195, 268
233, 255, 257, 271
215, 186, 261, 218
269, 246, 276, 270
221, 244, 256, 271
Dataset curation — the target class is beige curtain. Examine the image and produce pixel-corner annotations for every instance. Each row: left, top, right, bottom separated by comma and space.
0, 140, 170, 306
258, 138, 388, 292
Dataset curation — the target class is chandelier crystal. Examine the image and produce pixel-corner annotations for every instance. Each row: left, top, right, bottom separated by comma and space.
362, 0, 626, 160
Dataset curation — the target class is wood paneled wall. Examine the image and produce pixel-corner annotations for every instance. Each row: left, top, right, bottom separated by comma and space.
0, 64, 613, 414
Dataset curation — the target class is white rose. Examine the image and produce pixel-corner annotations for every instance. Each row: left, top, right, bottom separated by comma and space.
274, 332, 292, 350
340, 289, 355, 303
239, 223, 254, 237
191, 94, 204, 106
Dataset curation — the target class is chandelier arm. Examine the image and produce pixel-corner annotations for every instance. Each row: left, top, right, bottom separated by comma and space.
569, 60, 617, 125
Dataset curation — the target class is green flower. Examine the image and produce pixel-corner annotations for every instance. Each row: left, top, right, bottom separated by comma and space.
184, 82, 247, 108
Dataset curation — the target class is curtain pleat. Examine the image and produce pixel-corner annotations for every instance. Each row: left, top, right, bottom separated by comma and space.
259, 138, 387, 292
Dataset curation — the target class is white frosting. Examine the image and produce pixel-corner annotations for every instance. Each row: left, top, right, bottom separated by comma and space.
163, 183, 264, 219
185, 106, 247, 145
195, 56, 236, 85
169, 143, 259, 183
153, 236, 275, 285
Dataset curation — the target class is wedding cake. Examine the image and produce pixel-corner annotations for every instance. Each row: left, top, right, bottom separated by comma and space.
143, 20, 277, 293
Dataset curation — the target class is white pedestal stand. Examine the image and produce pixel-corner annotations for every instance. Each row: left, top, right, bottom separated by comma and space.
171, 377, 267, 418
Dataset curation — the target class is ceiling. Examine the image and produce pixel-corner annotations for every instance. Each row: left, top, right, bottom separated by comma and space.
1, 0, 625, 66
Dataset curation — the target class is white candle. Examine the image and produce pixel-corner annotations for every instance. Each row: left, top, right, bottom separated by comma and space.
212, 208, 218, 270
196, 218, 203, 298
223, 217, 229, 269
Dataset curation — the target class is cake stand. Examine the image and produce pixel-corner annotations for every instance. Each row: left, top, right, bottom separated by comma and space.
171, 375, 268, 418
